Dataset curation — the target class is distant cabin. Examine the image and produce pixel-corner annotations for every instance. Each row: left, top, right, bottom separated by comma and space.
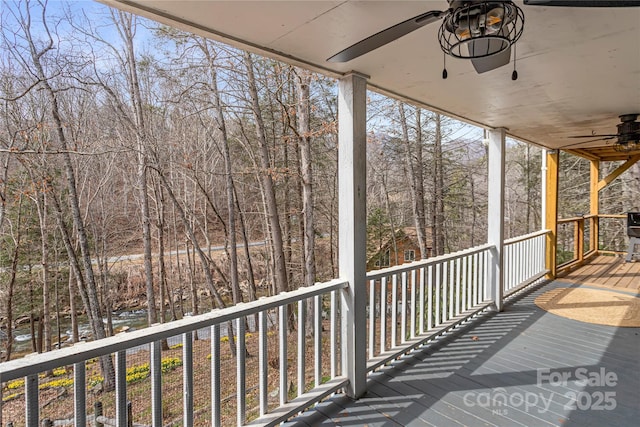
367, 227, 433, 271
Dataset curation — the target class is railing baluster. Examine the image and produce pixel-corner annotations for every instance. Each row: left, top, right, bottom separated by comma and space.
455, 257, 461, 315
25, 374, 38, 427
368, 278, 375, 358
401, 271, 407, 344
314, 294, 322, 388
150, 341, 162, 427
391, 273, 398, 348
237, 317, 246, 425
74, 361, 86, 427
259, 311, 268, 417
484, 249, 490, 301
331, 290, 338, 378
297, 299, 306, 397
419, 267, 426, 334
449, 260, 455, 319
427, 264, 433, 330
211, 324, 221, 427
411, 269, 417, 339
434, 263, 441, 326
442, 261, 448, 322
516, 242, 520, 287
183, 333, 193, 427
116, 351, 127, 427
473, 252, 479, 306
462, 256, 467, 312
279, 304, 287, 406
380, 276, 387, 353
502, 242, 513, 289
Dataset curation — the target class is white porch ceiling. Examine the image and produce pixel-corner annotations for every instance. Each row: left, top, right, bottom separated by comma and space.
101, 0, 640, 155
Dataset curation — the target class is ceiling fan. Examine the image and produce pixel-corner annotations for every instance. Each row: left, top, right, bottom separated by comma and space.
563, 114, 640, 153
327, 0, 640, 78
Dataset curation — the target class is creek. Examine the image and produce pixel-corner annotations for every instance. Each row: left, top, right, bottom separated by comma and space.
2, 310, 264, 356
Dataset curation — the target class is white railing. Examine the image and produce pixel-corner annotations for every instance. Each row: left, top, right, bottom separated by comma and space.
365, 244, 494, 372
1, 232, 552, 427
0, 279, 348, 427
503, 230, 549, 295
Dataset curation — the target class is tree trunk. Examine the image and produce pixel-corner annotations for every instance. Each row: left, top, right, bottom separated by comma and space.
3, 195, 23, 362
116, 11, 158, 328
202, 39, 242, 306
243, 52, 289, 295
432, 113, 445, 256
295, 69, 317, 336
21, 11, 115, 389
399, 104, 428, 258
296, 70, 316, 288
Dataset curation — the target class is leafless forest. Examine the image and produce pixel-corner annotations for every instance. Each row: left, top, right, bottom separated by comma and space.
1, 0, 638, 370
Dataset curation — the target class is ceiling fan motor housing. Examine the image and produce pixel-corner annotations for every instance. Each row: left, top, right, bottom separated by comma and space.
617, 114, 640, 144
439, 1, 524, 59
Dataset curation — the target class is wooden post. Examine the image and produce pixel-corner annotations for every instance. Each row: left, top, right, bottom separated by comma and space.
545, 150, 560, 279
95, 401, 104, 427
127, 401, 133, 427
576, 219, 584, 263
590, 160, 599, 253
487, 128, 506, 311
338, 72, 368, 399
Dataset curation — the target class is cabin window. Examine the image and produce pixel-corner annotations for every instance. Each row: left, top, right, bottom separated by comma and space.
404, 250, 415, 262
380, 249, 390, 267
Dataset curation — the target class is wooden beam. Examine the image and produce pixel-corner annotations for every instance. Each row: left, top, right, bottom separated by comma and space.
590, 160, 599, 253
545, 150, 559, 279
597, 154, 640, 191
565, 148, 600, 162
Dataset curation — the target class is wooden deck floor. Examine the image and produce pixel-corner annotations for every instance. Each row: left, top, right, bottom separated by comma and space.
559, 255, 640, 293
286, 264, 640, 427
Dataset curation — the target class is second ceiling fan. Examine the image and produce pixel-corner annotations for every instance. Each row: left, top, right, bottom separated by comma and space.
328, 1, 640, 76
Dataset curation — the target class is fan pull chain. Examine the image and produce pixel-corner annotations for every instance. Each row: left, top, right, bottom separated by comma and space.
512, 43, 518, 81
442, 53, 448, 79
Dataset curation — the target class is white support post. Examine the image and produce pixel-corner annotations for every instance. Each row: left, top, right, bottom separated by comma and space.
541, 150, 547, 230
338, 72, 368, 399
487, 128, 506, 311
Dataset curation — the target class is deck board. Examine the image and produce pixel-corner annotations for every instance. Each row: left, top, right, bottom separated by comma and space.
560, 255, 640, 292
288, 261, 640, 427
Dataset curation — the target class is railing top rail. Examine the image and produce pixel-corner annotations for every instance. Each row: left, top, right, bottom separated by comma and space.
504, 229, 550, 245
0, 278, 348, 381
558, 213, 628, 224
366, 243, 493, 280
598, 214, 627, 219
558, 216, 588, 224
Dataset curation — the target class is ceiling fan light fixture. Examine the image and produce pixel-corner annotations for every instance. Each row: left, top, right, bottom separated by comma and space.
485, 7, 506, 34
439, 1, 524, 60
614, 139, 639, 152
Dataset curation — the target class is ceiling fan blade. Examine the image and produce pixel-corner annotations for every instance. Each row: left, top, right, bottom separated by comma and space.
469, 39, 512, 74
524, 0, 640, 6
568, 134, 618, 138
327, 10, 444, 62
561, 136, 617, 148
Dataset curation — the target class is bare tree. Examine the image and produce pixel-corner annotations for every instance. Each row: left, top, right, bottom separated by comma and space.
6, 0, 115, 390
243, 52, 289, 295
432, 113, 445, 255
398, 103, 428, 258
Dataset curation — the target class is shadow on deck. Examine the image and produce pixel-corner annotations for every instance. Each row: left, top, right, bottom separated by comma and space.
287, 260, 640, 427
